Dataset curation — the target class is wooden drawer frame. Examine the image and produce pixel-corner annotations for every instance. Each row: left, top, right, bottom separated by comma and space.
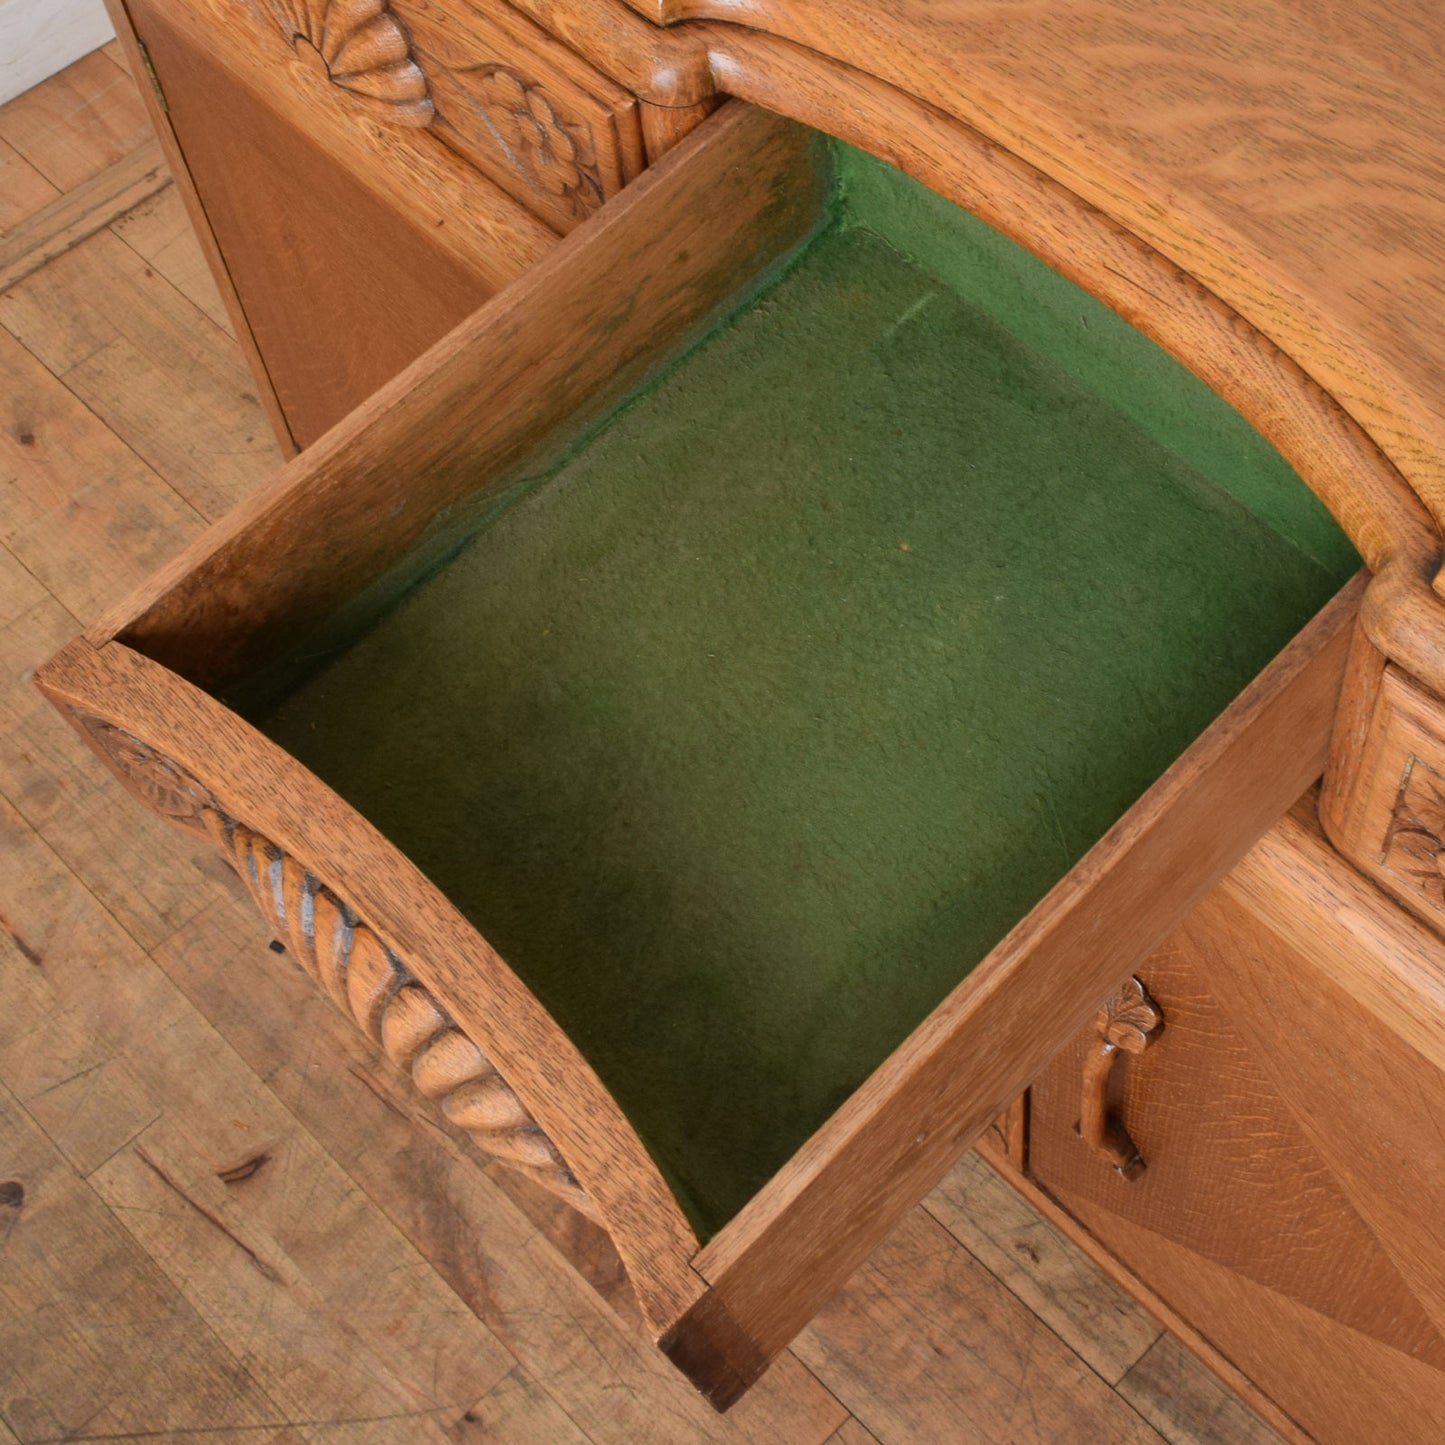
34, 87, 1442, 1407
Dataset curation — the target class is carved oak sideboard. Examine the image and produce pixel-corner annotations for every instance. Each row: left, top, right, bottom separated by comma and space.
54, 0, 1445, 1437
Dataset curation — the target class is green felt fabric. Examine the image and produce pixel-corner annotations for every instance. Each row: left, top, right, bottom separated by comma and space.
255, 147, 1356, 1237
833, 148, 1359, 578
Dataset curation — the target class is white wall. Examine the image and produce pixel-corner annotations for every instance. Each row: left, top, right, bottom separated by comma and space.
0, 0, 116, 107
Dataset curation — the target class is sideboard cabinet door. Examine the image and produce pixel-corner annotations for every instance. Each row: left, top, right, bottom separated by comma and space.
1028, 818, 1445, 1443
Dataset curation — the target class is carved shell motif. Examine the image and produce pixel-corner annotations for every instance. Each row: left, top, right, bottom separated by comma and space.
268, 0, 434, 126
75, 714, 593, 1218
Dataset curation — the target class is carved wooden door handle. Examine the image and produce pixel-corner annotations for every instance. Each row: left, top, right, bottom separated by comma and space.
1077, 977, 1163, 1180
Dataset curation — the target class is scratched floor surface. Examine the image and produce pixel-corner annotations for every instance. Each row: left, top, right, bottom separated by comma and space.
0, 45, 1283, 1445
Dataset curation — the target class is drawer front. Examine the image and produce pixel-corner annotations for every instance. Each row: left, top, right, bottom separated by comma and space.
395, 0, 645, 231
1322, 658, 1445, 935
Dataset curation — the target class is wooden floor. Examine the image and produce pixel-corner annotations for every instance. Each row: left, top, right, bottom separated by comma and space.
0, 50, 1286, 1445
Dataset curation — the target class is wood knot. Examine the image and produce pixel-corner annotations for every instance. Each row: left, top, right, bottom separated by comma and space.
0, 1180, 25, 1208
216, 1152, 270, 1185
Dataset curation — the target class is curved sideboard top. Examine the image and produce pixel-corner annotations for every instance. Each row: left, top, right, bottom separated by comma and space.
634, 0, 1445, 542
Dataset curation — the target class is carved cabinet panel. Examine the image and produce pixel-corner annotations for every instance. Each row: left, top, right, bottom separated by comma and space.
1323, 661, 1445, 938
115, 0, 645, 445
1027, 812, 1445, 1443
394, 0, 645, 232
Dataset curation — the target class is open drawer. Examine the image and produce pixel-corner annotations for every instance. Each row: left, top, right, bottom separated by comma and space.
38, 102, 1395, 1406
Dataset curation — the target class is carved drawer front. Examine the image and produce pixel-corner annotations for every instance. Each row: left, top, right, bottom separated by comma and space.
72, 708, 597, 1222
1322, 661, 1445, 936
393, 0, 645, 232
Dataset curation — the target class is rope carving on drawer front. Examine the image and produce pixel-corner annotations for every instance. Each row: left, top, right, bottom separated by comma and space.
267, 0, 434, 126
74, 713, 595, 1219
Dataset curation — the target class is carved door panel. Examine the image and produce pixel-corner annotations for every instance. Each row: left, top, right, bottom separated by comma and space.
1029, 836, 1445, 1443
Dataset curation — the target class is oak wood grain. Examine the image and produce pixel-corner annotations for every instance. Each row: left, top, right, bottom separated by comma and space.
665, 0, 1445, 538
1030, 889, 1445, 1367
640, 98, 720, 160
702, 27, 1432, 582
123, 0, 531, 448
130, 0, 558, 289
37, 635, 710, 1337
1225, 801, 1445, 1083
396, 0, 645, 231
1065, 1196, 1445, 1445
152, 894, 850, 1445
0, 592, 241, 957
1032, 803, 1445, 1441
507, 0, 714, 105
3, 104, 1261, 1429
1316, 664, 1445, 938
700, 26, 1445, 710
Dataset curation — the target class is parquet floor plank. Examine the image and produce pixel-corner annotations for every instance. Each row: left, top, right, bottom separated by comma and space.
0, 50, 151, 193
925, 1151, 1161, 1384
1, 228, 277, 520
113, 183, 237, 336
0, 139, 58, 232
0, 139, 169, 293
0, 799, 517, 1437
0, 1078, 285, 1442
152, 896, 851, 1445
0, 324, 203, 623
793, 1207, 1167, 1445
449, 1366, 592, 1445
1119, 1335, 1289, 1445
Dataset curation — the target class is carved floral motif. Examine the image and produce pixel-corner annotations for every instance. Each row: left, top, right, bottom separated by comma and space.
441, 63, 603, 217
69, 710, 593, 1217
267, 0, 434, 125
79, 716, 218, 827
1382, 752, 1445, 906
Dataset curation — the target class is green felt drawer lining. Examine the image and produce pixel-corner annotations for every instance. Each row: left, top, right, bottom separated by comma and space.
248, 139, 1357, 1237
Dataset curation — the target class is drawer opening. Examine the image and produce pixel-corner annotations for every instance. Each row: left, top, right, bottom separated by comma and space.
145, 116, 1357, 1239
